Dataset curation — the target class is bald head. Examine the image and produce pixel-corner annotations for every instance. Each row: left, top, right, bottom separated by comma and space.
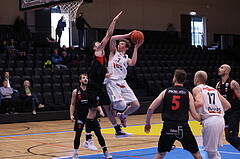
195, 70, 208, 85
218, 64, 231, 77
222, 64, 231, 73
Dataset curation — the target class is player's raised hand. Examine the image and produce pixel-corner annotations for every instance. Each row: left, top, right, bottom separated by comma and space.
113, 11, 123, 22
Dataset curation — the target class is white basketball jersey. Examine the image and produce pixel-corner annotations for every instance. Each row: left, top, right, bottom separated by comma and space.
196, 85, 224, 119
107, 51, 128, 80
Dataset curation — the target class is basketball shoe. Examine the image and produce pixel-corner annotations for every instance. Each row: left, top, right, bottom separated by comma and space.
72, 153, 78, 159
82, 139, 98, 151
115, 130, 132, 138
117, 113, 127, 127
104, 151, 113, 159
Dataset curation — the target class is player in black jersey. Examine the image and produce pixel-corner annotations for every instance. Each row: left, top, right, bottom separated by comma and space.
216, 64, 240, 151
86, 11, 132, 140
145, 69, 202, 159
70, 74, 112, 159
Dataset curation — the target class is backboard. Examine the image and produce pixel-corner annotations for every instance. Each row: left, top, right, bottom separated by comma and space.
19, 0, 92, 11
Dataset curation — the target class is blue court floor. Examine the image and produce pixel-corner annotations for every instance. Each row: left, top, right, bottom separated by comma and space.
55, 144, 240, 159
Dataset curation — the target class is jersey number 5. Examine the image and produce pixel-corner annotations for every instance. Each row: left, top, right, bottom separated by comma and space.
172, 95, 180, 110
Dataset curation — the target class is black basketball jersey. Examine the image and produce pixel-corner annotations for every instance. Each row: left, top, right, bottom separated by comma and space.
162, 85, 190, 122
217, 78, 240, 114
89, 55, 107, 85
75, 87, 89, 120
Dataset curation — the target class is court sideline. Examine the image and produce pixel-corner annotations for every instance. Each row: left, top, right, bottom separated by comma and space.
0, 114, 239, 159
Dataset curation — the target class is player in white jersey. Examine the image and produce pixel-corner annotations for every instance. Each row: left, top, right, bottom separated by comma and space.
193, 71, 231, 159
104, 32, 143, 127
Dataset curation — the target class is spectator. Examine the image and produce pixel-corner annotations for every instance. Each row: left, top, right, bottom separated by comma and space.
166, 23, 178, 37
0, 80, 17, 114
51, 49, 67, 69
76, 12, 91, 50
56, 16, 66, 45
14, 16, 26, 33
68, 45, 83, 61
59, 45, 68, 54
1, 71, 18, 92
1, 72, 13, 87
61, 51, 72, 68
166, 23, 177, 32
6, 38, 20, 55
0, 40, 8, 53
20, 80, 44, 115
46, 34, 57, 48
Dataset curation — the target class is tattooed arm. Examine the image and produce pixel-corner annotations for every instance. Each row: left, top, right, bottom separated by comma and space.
231, 80, 240, 100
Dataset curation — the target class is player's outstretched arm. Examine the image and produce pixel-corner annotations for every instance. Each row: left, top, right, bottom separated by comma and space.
99, 11, 122, 50
145, 90, 166, 133
109, 32, 131, 60
128, 40, 144, 66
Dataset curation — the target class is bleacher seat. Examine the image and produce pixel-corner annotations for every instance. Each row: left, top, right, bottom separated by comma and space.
12, 76, 22, 85
52, 75, 61, 83
32, 75, 42, 84
25, 60, 34, 68
24, 68, 34, 76
71, 75, 79, 83
42, 83, 52, 92
43, 75, 52, 84
43, 92, 53, 106
34, 68, 43, 76
62, 83, 72, 92
16, 60, 25, 68
63, 91, 71, 104
61, 75, 71, 83
43, 68, 52, 75
7, 60, 16, 68
53, 83, 62, 92
53, 92, 63, 105
15, 68, 25, 76
33, 83, 43, 93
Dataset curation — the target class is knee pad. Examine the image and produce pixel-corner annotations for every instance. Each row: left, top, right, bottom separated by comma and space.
113, 100, 126, 111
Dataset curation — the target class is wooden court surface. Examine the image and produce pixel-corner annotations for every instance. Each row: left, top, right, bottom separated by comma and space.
0, 113, 233, 159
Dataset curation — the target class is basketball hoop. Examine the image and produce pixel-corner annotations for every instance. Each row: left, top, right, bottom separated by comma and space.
59, 0, 84, 22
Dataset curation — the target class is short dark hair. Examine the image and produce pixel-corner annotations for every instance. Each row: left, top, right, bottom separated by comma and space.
119, 39, 131, 48
174, 69, 187, 84
90, 41, 97, 52
2, 80, 7, 84
79, 73, 88, 80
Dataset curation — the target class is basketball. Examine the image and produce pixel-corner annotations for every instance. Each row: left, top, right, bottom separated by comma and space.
130, 30, 144, 44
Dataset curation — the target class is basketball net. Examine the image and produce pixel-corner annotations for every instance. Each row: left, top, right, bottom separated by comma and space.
59, 0, 84, 22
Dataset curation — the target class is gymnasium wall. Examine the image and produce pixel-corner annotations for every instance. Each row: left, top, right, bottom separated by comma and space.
78, 0, 240, 45
0, 0, 240, 45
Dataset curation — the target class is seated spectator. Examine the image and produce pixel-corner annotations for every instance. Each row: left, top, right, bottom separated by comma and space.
61, 51, 72, 68
6, 38, 20, 55
0, 80, 17, 114
20, 80, 44, 115
1, 72, 12, 87
59, 45, 68, 57
46, 34, 57, 48
51, 49, 67, 69
0, 40, 8, 53
2, 71, 18, 93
